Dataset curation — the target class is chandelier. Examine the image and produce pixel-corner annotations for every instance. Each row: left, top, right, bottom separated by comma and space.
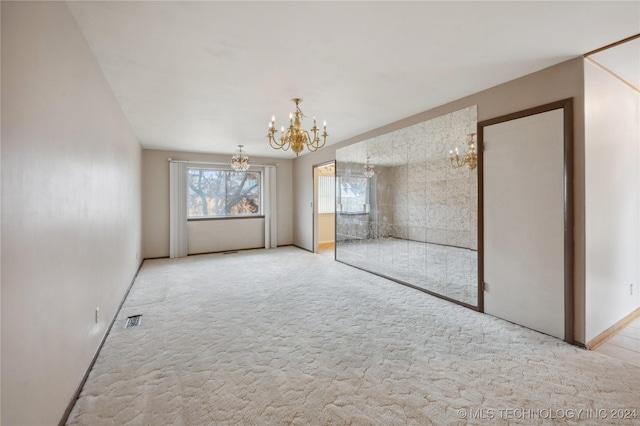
363, 157, 375, 178
267, 98, 327, 156
449, 133, 477, 170
230, 145, 250, 172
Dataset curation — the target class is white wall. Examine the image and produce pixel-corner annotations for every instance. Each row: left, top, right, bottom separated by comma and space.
293, 58, 587, 342
584, 59, 640, 342
142, 149, 293, 258
294, 148, 338, 251
1, 2, 142, 425
188, 218, 265, 254
318, 214, 335, 243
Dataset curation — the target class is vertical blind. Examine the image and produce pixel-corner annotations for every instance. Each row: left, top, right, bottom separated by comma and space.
318, 175, 335, 214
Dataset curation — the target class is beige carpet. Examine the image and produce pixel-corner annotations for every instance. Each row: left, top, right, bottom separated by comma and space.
68, 247, 639, 425
337, 238, 477, 306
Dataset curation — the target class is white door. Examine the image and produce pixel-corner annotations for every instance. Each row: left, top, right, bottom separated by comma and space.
483, 109, 565, 339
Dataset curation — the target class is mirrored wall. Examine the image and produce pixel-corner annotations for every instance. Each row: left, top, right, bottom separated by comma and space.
335, 106, 478, 307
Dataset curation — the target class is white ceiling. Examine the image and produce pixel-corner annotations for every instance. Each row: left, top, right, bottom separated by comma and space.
588, 37, 640, 90
67, 1, 640, 159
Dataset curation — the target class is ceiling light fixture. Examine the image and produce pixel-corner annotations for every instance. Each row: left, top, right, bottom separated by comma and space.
363, 156, 375, 178
230, 145, 250, 172
267, 98, 327, 156
449, 133, 477, 170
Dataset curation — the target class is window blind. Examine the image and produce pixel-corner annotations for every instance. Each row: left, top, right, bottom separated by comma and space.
318, 175, 335, 214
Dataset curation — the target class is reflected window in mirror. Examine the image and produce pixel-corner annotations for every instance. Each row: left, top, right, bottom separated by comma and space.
338, 176, 369, 214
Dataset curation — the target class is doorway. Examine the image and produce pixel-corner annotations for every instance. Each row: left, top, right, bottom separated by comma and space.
313, 162, 336, 255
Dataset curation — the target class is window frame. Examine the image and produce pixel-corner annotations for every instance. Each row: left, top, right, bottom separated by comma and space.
186, 167, 263, 221
337, 175, 370, 215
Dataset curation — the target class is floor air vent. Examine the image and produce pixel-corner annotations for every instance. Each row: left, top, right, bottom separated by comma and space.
125, 315, 142, 328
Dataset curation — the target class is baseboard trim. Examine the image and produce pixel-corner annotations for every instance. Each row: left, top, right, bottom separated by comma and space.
188, 245, 265, 256
58, 261, 144, 426
145, 245, 296, 260
586, 307, 640, 350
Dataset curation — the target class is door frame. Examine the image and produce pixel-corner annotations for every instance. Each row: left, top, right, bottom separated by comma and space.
477, 98, 575, 344
312, 160, 336, 254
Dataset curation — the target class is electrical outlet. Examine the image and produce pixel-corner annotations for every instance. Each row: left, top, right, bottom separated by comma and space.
95, 307, 100, 324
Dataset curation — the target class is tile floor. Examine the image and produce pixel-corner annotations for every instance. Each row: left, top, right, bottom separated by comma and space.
594, 317, 640, 367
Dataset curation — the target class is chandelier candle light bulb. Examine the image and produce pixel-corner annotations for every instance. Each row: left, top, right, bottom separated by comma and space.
267, 98, 328, 156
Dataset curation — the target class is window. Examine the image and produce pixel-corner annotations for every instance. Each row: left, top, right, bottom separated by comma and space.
338, 176, 369, 214
187, 168, 261, 219
318, 175, 335, 214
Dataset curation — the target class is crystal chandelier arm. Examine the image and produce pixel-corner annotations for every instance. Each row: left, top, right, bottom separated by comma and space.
230, 145, 251, 171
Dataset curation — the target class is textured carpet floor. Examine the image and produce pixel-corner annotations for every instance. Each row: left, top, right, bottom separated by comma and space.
68, 247, 639, 425
337, 238, 477, 306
